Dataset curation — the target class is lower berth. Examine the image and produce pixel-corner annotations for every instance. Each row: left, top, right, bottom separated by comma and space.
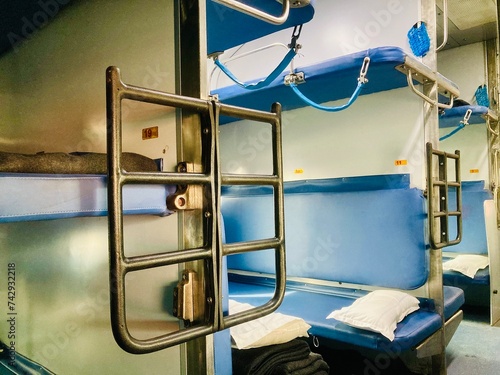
228, 276, 464, 354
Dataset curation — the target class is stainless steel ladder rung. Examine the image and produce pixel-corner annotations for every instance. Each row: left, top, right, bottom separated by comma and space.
426, 142, 462, 249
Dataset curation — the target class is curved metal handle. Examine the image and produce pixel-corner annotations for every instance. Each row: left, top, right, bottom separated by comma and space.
436, 0, 448, 52
406, 68, 455, 109
212, 0, 290, 25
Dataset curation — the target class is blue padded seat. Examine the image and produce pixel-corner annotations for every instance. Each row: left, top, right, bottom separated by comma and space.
443, 181, 492, 306
228, 277, 463, 352
223, 174, 464, 353
223, 174, 428, 290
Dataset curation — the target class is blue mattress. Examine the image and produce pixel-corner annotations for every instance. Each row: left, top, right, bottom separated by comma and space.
0, 173, 175, 222
439, 105, 494, 128
212, 46, 459, 124
228, 277, 464, 352
207, 0, 316, 54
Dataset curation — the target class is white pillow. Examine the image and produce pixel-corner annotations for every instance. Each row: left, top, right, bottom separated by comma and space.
229, 299, 311, 349
326, 290, 420, 341
443, 254, 489, 278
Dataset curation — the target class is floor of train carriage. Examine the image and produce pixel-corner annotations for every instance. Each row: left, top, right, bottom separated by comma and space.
312, 306, 499, 375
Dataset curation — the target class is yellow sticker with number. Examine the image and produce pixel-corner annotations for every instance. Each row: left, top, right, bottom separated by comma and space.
394, 160, 408, 166
142, 126, 159, 140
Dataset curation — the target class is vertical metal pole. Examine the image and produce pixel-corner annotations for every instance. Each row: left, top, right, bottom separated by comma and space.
422, 0, 446, 374
486, 39, 499, 192
174, 1, 213, 374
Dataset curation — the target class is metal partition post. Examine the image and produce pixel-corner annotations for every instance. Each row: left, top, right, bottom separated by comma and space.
426, 143, 462, 250
421, 2, 447, 373
106, 67, 286, 355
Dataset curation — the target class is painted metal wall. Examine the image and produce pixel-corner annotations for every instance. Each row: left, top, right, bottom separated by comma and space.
0, 1, 181, 373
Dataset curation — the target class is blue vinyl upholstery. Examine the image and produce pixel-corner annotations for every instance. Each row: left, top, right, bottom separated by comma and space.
439, 105, 489, 128
228, 277, 464, 352
447, 181, 492, 255
222, 174, 464, 352
207, 0, 316, 55
223, 174, 428, 290
213, 47, 408, 124
0, 173, 174, 222
443, 181, 493, 306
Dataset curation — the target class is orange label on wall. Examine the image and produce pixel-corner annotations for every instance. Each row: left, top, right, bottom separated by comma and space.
470, 169, 480, 174
394, 160, 408, 166
142, 126, 159, 140
294, 168, 304, 174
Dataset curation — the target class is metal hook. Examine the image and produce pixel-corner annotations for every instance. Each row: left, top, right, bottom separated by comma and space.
289, 24, 303, 50
461, 108, 472, 126
358, 57, 371, 84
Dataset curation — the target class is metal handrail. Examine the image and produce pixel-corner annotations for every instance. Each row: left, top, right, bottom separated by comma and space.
436, 0, 448, 52
406, 68, 455, 109
106, 66, 286, 353
426, 142, 462, 249
212, 0, 290, 25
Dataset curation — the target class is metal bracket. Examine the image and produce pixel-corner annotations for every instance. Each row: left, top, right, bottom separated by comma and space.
173, 270, 198, 324
167, 162, 204, 211
284, 71, 305, 86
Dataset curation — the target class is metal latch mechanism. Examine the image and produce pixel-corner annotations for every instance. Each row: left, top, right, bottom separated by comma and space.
167, 162, 203, 211
173, 270, 199, 324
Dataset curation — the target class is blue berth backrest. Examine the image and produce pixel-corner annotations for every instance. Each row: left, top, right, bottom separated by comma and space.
448, 181, 493, 255
222, 174, 429, 290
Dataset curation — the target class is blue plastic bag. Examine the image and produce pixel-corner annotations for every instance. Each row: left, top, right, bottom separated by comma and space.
408, 22, 430, 57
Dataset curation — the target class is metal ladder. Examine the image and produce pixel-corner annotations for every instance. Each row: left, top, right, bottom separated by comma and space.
106, 66, 285, 354
426, 142, 462, 249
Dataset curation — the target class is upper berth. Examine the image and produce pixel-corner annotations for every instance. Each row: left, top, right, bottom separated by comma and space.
211, 46, 460, 124
207, 0, 316, 54
439, 104, 498, 129
0, 152, 174, 223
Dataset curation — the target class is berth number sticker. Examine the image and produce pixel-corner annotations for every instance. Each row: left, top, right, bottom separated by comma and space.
394, 159, 408, 166
142, 126, 159, 140
294, 168, 304, 174
470, 169, 479, 174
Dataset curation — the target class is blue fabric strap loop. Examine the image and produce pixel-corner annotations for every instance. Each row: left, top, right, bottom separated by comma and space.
290, 81, 365, 112
440, 123, 465, 141
214, 48, 297, 91
440, 108, 472, 141
288, 56, 370, 112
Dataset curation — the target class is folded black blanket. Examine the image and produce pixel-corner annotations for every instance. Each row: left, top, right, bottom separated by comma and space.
0, 151, 159, 174
232, 339, 329, 375
274, 353, 330, 375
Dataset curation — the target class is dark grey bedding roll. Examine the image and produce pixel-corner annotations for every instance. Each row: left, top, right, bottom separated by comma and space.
0, 151, 159, 174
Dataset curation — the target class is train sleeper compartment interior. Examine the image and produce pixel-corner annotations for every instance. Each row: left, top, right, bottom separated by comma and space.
441, 180, 493, 308
221, 174, 465, 369
0, 151, 175, 222
212, 46, 460, 124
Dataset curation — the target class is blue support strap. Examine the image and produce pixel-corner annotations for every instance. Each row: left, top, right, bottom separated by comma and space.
214, 48, 297, 90
440, 108, 472, 141
287, 57, 370, 112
